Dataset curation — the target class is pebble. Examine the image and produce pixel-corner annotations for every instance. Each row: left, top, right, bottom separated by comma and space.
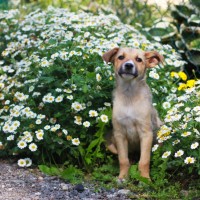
74, 183, 85, 192
118, 189, 130, 195
60, 183, 69, 191
35, 192, 41, 196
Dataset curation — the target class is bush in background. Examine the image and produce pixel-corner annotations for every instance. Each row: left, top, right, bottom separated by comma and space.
0, 7, 199, 178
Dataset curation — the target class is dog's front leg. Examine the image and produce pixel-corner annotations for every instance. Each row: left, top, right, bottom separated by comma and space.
114, 130, 130, 180
138, 127, 153, 179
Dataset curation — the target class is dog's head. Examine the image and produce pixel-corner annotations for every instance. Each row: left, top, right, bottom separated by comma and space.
102, 48, 164, 81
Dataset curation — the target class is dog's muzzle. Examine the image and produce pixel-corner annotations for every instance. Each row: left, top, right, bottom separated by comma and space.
118, 60, 138, 78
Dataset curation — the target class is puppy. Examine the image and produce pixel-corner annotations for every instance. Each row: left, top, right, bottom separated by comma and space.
102, 47, 163, 180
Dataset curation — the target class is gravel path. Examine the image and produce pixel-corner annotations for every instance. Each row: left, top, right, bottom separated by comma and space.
0, 159, 132, 200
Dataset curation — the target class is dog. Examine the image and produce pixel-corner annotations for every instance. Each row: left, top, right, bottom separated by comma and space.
102, 47, 164, 180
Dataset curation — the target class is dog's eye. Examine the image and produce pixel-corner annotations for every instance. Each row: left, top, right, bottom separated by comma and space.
136, 57, 142, 62
118, 55, 125, 60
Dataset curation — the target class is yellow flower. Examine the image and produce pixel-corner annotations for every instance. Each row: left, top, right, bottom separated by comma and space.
178, 71, 187, 81
67, 135, 72, 140
157, 130, 171, 138
178, 83, 187, 91
141, 43, 147, 50
186, 79, 195, 88
170, 71, 178, 78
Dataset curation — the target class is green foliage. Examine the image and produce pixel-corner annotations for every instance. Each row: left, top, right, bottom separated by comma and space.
129, 165, 153, 187
39, 164, 83, 183
92, 161, 119, 182
147, 1, 200, 77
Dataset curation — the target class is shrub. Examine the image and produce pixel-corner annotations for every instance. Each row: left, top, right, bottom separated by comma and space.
143, 1, 200, 78
0, 7, 199, 176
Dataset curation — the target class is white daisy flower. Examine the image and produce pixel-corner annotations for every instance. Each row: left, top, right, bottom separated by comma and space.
35, 130, 44, 140
72, 138, 80, 146
44, 125, 51, 130
36, 119, 42, 124
74, 116, 82, 125
100, 114, 108, 123
191, 142, 199, 149
89, 110, 98, 117
174, 150, 184, 157
47, 95, 55, 103
25, 136, 33, 143
152, 144, 159, 152
55, 95, 63, 103
162, 102, 171, 109
162, 151, 171, 158
18, 159, 26, 167
67, 95, 73, 100
62, 129, 68, 135
7, 135, 14, 141
55, 88, 62, 92
25, 158, 32, 167
64, 88, 72, 93
104, 102, 111, 107
71, 102, 83, 112
29, 143, 37, 152
17, 140, 27, 149
83, 121, 90, 128
181, 132, 191, 137
37, 114, 45, 119
96, 73, 102, 82
184, 157, 195, 164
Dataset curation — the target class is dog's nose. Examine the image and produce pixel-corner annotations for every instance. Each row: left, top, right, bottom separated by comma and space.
124, 63, 134, 70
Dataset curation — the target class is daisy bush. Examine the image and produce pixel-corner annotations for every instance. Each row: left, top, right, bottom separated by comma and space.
152, 72, 200, 176
0, 7, 199, 175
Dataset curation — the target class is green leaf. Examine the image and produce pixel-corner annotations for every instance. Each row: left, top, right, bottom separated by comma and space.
82, 84, 88, 93
129, 165, 153, 186
188, 14, 200, 24
86, 138, 100, 154
38, 165, 60, 176
61, 165, 83, 183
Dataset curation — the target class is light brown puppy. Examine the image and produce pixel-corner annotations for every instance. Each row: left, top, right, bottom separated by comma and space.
102, 47, 164, 180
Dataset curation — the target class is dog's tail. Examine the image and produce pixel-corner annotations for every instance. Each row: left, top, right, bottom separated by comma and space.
107, 143, 118, 154
105, 131, 118, 154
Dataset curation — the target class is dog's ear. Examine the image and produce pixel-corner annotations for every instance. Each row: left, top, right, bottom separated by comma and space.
145, 51, 164, 68
102, 47, 119, 63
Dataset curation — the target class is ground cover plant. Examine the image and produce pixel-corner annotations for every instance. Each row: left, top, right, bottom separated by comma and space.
0, 7, 199, 197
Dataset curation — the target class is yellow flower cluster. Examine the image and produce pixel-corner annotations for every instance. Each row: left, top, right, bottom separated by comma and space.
178, 71, 187, 81
170, 71, 187, 81
178, 79, 196, 91
171, 71, 197, 91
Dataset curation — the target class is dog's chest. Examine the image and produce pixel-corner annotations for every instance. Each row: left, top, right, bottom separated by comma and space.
113, 95, 150, 133
115, 105, 136, 126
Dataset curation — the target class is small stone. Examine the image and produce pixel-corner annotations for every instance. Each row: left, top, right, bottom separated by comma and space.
107, 194, 116, 198
35, 192, 41, 196
74, 184, 84, 193
60, 183, 69, 191
110, 188, 115, 193
117, 189, 130, 195
38, 176, 43, 181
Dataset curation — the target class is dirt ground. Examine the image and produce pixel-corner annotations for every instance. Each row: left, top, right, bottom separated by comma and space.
0, 159, 131, 200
